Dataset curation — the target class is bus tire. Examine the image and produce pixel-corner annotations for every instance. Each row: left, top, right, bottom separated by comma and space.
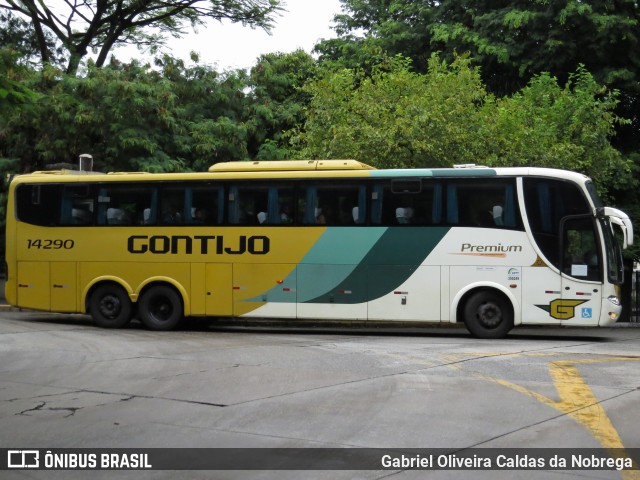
89, 284, 133, 329
462, 290, 513, 339
138, 285, 183, 331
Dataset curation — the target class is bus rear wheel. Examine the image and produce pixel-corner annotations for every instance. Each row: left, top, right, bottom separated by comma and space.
138, 285, 183, 331
89, 284, 133, 328
462, 290, 513, 339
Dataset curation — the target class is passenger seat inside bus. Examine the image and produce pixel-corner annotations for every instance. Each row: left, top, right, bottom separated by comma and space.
395, 207, 413, 224
492, 205, 504, 226
106, 208, 128, 225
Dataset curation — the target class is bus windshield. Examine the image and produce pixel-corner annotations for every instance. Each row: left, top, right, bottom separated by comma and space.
601, 218, 624, 284
586, 181, 605, 209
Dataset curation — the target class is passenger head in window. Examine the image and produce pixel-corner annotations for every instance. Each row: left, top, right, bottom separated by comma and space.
469, 202, 494, 227
396, 207, 413, 224
280, 204, 293, 224
491, 205, 504, 226
72, 207, 92, 225
193, 208, 209, 224
162, 201, 182, 224
107, 207, 128, 225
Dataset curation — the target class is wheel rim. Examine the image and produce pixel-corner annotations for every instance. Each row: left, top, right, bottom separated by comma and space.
476, 301, 502, 329
149, 295, 174, 323
99, 295, 122, 319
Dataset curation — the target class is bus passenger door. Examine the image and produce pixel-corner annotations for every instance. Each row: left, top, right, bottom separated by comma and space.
559, 217, 602, 325
17, 261, 50, 311
50, 262, 77, 312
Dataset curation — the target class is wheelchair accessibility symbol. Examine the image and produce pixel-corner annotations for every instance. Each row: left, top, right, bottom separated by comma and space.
581, 308, 593, 319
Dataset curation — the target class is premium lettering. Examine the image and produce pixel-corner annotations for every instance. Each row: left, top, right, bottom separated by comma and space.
460, 243, 522, 253
128, 235, 270, 255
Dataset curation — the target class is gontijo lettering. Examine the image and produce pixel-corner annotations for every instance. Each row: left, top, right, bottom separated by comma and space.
127, 235, 270, 255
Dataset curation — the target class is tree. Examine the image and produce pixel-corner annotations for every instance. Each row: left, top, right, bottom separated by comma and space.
315, 0, 437, 72
293, 54, 631, 195
430, 1, 640, 93
293, 54, 489, 169
320, 1, 640, 151
0, 48, 39, 108
245, 50, 317, 160
0, 0, 283, 75
0, 56, 253, 173
0, 10, 64, 65
482, 67, 631, 193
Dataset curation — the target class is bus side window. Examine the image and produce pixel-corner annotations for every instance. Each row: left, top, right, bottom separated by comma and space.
256, 185, 294, 225
160, 186, 187, 225
60, 185, 94, 226
447, 179, 521, 229
277, 187, 296, 225
16, 184, 63, 226
275, 186, 295, 225
302, 183, 364, 226
97, 184, 157, 226
227, 185, 293, 225
189, 185, 222, 225
371, 180, 440, 226
227, 185, 269, 225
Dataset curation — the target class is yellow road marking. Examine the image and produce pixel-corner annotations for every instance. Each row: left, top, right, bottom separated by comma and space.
447, 354, 640, 480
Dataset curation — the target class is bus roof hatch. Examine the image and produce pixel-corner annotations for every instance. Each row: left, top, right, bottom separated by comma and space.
208, 160, 375, 172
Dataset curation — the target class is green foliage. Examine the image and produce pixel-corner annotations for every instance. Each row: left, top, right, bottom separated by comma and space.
483, 67, 631, 193
0, 11, 65, 67
0, 56, 253, 173
316, 1, 437, 72
294, 54, 630, 196
245, 50, 317, 159
324, 0, 640, 152
0, 50, 321, 172
430, 0, 640, 96
294, 54, 488, 168
0, 48, 39, 108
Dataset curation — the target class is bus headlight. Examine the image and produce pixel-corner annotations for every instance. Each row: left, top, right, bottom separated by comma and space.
607, 295, 621, 321
607, 295, 621, 307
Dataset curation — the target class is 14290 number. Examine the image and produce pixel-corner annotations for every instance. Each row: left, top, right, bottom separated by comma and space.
27, 239, 75, 249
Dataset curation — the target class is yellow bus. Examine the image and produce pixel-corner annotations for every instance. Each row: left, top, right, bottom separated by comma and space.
4, 160, 634, 338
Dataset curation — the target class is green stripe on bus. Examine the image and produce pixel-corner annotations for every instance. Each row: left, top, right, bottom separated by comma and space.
245, 228, 386, 303
304, 227, 450, 304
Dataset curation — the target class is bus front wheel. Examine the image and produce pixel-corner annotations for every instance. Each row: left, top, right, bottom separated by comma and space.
89, 284, 133, 328
462, 290, 513, 339
137, 285, 183, 331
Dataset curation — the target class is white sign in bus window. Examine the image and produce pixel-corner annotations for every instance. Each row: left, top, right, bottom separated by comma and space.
571, 264, 588, 277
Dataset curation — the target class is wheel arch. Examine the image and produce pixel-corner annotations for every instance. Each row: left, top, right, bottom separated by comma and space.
451, 282, 521, 326
83, 277, 134, 314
